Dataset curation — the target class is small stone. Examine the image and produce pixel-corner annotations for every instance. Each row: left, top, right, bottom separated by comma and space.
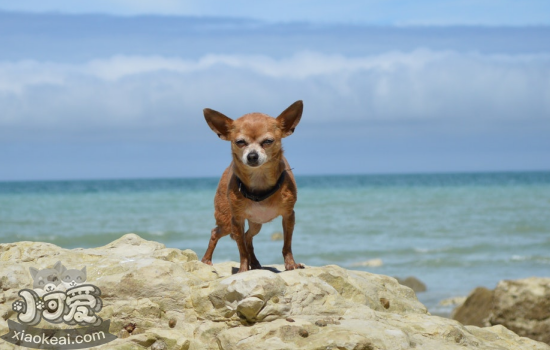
124, 322, 136, 334
315, 319, 327, 327
237, 296, 264, 321
151, 340, 167, 350
168, 318, 177, 328
286, 317, 295, 322
298, 329, 309, 338
380, 298, 390, 309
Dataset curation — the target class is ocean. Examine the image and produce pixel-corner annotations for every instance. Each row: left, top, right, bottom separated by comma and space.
1, 171, 549, 315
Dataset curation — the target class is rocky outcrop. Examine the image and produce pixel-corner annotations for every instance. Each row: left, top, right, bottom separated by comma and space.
0, 234, 548, 350
452, 287, 494, 327
453, 278, 550, 345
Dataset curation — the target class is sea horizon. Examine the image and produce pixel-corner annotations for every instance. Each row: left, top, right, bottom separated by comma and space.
2, 168, 550, 184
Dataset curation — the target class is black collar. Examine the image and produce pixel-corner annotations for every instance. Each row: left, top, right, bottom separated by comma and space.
236, 170, 286, 202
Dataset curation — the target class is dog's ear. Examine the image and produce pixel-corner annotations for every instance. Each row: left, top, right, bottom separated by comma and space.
276, 100, 303, 138
204, 108, 233, 141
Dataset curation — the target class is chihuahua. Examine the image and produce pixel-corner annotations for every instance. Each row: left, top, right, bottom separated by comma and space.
201, 100, 305, 273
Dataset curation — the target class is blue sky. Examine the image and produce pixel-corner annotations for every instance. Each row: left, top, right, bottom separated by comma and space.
0, 2, 549, 180
1, 0, 550, 25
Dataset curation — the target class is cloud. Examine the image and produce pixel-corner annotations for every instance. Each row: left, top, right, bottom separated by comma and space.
0, 51, 448, 87
1, 50, 549, 142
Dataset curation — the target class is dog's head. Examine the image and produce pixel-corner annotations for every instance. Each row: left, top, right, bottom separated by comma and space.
203, 100, 303, 168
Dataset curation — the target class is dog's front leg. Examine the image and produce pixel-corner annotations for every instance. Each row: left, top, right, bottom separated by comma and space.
232, 216, 249, 273
282, 210, 305, 270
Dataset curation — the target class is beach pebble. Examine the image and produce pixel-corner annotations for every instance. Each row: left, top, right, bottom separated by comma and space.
315, 317, 340, 327
237, 297, 264, 321
315, 319, 328, 327
150, 340, 167, 350
124, 322, 137, 334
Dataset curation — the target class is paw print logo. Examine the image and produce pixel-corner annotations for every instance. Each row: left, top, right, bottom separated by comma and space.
36, 300, 45, 311
12, 300, 25, 313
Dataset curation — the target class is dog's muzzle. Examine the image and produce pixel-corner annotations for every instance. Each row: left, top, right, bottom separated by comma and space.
246, 151, 260, 166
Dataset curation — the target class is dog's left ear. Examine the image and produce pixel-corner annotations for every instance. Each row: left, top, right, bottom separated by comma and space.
204, 108, 233, 141
276, 100, 303, 138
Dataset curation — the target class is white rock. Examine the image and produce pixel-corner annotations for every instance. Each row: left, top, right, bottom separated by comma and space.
0, 234, 548, 350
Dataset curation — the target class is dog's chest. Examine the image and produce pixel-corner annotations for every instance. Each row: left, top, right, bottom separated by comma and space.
244, 202, 279, 224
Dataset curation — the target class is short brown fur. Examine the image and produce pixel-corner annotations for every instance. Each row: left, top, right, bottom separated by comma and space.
201, 100, 305, 273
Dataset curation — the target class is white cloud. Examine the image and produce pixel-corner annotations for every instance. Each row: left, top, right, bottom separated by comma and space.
0, 50, 449, 86
0, 50, 549, 141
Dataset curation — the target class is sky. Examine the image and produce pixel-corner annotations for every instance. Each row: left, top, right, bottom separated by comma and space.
0, 1, 549, 180
1, 0, 550, 25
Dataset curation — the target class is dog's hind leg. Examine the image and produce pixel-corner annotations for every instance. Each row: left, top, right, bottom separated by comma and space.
245, 221, 262, 270
201, 226, 229, 265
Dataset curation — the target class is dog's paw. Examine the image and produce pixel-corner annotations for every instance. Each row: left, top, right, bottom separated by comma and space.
285, 262, 305, 271
201, 258, 213, 266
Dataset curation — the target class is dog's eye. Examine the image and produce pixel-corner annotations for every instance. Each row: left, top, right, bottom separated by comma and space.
235, 140, 247, 147
262, 139, 274, 146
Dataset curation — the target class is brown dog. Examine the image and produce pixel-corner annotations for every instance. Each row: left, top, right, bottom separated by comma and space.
201, 100, 305, 273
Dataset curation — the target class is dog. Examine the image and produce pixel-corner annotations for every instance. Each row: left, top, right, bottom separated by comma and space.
201, 100, 305, 273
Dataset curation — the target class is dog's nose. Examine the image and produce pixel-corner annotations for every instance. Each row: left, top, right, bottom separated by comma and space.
247, 151, 259, 163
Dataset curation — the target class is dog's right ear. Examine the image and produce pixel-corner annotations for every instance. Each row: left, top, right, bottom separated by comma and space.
29, 267, 39, 279
277, 100, 303, 138
203, 108, 233, 141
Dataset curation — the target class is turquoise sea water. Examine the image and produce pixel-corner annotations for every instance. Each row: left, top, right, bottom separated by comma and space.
1, 171, 549, 315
